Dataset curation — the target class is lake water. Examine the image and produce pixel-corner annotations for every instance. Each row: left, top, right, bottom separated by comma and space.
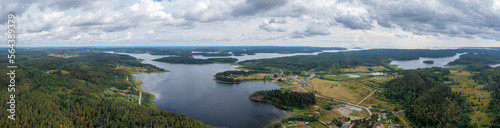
390, 53, 467, 70
112, 48, 370, 127
123, 53, 285, 128
491, 64, 500, 68
192, 49, 355, 62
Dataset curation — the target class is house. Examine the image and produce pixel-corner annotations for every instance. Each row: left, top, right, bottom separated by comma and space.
341, 122, 350, 128
382, 113, 387, 119
326, 121, 332, 125
288, 121, 293, 124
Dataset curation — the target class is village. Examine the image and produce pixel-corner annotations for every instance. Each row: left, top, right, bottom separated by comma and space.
234, 66, 409, 128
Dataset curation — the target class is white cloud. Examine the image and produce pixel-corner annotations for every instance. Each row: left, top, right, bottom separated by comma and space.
147, 29, 155, 34
3, 0, 499, 47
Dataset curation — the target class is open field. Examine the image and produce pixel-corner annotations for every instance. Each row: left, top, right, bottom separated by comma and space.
310, 78, 360, 102
310, 76, 394, 109
446, 70, 493, 127
340, 66, 386, 72
232, 73, 271, 81
46, 70, 70, 74
47, 53, 80, 58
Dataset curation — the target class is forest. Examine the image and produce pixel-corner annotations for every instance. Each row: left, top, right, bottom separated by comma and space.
249, 89, 316, 109
384, 69, 471, 127
0, 51, 214, 127
472, 68, 500, 127
79, 46, 346, 56
449, 50, 500, 65
238, 49, 463, 73
153, 57, 238, 64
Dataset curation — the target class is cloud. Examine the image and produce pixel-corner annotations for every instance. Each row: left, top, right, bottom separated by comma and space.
4, 0, 500, 46
232, 0, 289, 16
290, 23, 331, 38
357, 0, 500, 40
0, 0, 102, 24
147, 29, 155, 34
258, 18, 287, 32
183, 1, 232, 22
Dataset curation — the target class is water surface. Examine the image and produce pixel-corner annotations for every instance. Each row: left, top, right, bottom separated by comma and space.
390, 53, 466, 70
124, 53, 286, 128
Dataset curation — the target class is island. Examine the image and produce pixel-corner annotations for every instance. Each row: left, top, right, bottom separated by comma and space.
423, 60, 434, 64
153, 57, 237, 64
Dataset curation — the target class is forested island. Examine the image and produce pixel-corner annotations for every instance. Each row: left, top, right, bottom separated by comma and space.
249, 89, 316, 109
153, 57, 237, 64
213, 70, 270, 83
423, 60, 434, 64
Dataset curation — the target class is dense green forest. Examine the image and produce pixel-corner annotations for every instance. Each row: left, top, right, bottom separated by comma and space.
472, 68, 500, 127
423, 60, 434, 64
238, 49, 461, 72
0, 52, 214, 127
153, 57, 237, 64
249, 89, 316, 109
384, 69, 471, 127
449, 50, 500, 65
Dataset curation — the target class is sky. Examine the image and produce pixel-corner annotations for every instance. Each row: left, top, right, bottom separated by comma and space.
1, 0, 500, 48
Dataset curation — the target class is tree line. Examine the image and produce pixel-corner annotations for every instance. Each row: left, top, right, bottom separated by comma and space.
384, 69, 471, 127
0, 52, 214, 127
249, 89, 316, 109
153, 57, 237, 64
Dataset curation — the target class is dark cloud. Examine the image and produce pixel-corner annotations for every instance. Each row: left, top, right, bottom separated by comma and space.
232, 0, 289, 16
38, 0, 101, 11
0, 0, 100, 25
0, 0, 33, 24
291, 24, 331, 38
356, 0, 500, 40
335, 14, 372, 30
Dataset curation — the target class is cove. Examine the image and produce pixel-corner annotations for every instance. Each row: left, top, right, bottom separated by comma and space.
123, 53, 285, 128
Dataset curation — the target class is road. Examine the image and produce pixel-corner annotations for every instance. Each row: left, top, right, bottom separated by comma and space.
139, 92, 142, 106
315, 95, 373, 117
393, 112, 410, 127
357, 88, 379, 105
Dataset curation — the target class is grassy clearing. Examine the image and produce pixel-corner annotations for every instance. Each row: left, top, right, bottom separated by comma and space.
310, 78, 360, 102
318, 109, 342, 123
312, 75, 396, 111
349, 109, 369, 117
48, 53, 79, 58
45, 70, 70, 74
340, 66, 386, 72
446, 70, 493, 127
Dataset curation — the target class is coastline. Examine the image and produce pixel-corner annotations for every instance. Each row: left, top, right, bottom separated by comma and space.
130, 75, 157, 107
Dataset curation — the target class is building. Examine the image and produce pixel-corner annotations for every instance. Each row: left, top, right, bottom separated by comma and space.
341, 122, 350, 128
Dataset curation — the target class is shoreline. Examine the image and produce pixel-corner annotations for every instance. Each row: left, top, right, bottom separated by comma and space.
130, 75, 157, 107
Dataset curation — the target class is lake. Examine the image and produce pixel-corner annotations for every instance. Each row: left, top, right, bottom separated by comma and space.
114, 48, 361, 127
123, 53, 286, 128
390, 53, 467, 70
192, 49, 354, 62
